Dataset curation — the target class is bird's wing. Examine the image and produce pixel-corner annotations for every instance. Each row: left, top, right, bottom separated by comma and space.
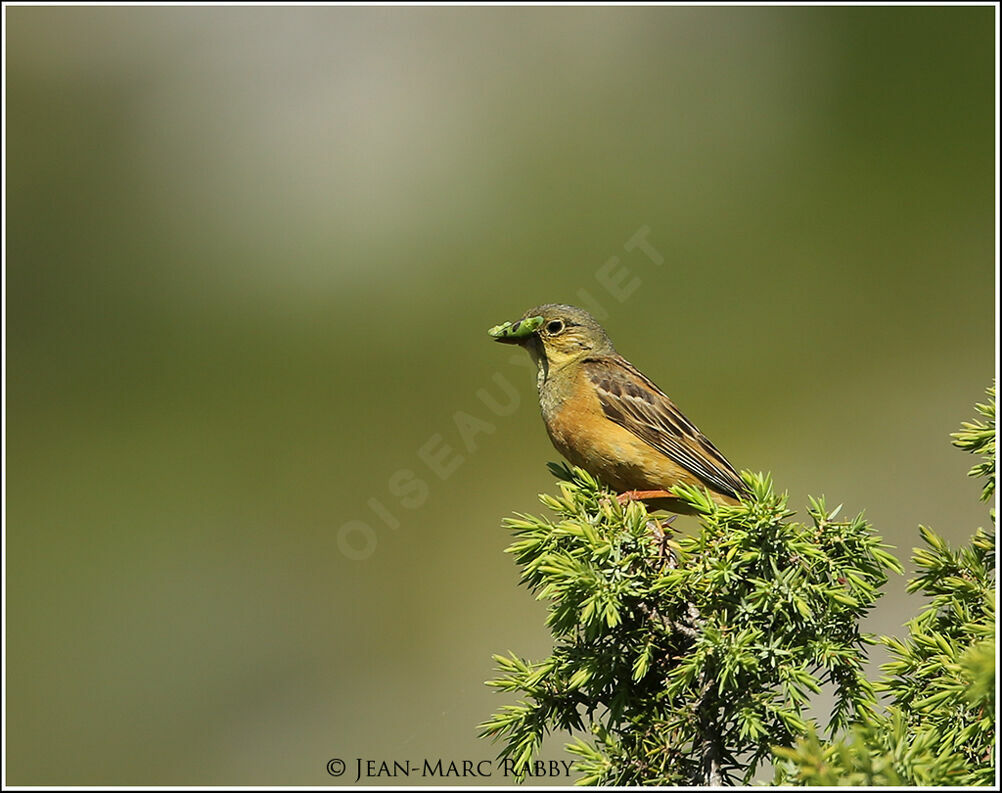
583, 357, 746, 499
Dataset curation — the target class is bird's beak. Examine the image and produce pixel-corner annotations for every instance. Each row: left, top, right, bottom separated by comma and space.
488, 315, 544, 344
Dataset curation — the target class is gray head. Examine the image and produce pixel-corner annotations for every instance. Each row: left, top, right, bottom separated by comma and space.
488, 304, 616, 371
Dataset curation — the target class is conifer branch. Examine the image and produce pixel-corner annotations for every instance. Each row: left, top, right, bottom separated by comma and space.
481, 384, 996, 785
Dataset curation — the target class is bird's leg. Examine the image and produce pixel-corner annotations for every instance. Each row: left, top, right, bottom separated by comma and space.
616, 489, 676, 505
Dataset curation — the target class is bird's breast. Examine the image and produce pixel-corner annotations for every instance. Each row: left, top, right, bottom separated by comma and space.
539, 369, 673, 493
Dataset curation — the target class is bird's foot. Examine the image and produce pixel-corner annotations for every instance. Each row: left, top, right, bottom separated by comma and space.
616, 489, 676, 505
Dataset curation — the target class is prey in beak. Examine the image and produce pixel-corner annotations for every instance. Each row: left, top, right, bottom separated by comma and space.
487, 315, 544, 344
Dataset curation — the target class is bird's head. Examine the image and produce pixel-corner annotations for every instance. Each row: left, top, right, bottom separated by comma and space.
488, 304, 615, 374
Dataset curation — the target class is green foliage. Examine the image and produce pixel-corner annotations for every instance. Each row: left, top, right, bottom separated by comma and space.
480, 465, 900, 784
774, 529, 995, 785
482, 385, 997, 785
775, 384, 996, 786
951, 383, 995, 503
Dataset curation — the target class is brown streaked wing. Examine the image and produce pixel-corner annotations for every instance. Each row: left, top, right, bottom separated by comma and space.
583, 357, 746, 499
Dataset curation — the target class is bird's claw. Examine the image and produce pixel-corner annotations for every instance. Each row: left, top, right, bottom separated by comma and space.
616, 489, 676, 505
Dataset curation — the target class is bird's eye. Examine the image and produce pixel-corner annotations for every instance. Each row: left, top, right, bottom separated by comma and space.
546, 320, 564, 335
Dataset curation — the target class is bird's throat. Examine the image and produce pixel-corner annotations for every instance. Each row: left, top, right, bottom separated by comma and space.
524, 338, 549, 390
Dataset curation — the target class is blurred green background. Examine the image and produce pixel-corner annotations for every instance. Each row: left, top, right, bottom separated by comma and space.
5, 6, 996, 786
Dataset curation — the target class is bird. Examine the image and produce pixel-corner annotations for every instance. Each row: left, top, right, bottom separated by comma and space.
488, 304, 746, 513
